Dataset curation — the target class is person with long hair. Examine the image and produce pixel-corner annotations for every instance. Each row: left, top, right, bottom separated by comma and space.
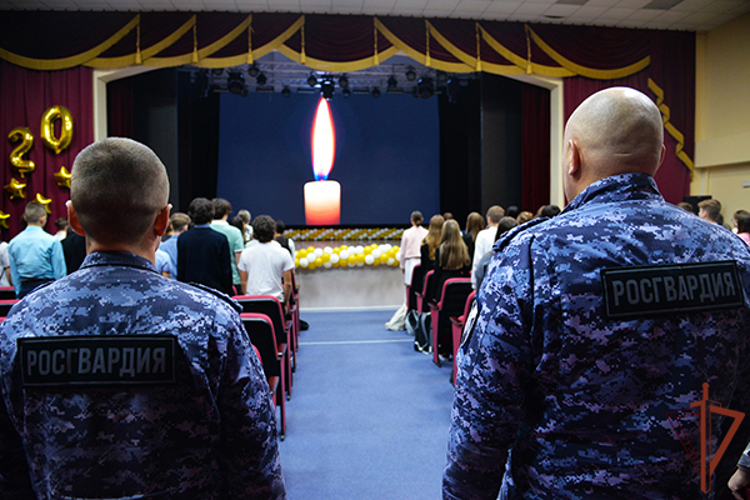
420, 214, 445, 272
426, 219, 471, 305
462, 212, 484, 265
735, 209, 750, 245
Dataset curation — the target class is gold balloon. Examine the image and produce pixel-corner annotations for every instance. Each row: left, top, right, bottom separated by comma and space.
4, 178, 26, 200
0, 211, 9, 230
35, 193, 52, 214
40, 105, 74, 155
8, 126, 36, 178
54, 166, 72, 189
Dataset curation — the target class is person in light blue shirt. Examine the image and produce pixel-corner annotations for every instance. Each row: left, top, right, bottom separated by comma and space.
159, 212, 190, 279
8, 202, 66, 298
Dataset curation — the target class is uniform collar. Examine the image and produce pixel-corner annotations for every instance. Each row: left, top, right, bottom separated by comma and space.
561, 173, 662, 215
80, 251, 158, 273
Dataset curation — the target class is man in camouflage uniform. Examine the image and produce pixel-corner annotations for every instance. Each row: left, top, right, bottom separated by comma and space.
0, 138, 286, 499
443, 87, 750, 499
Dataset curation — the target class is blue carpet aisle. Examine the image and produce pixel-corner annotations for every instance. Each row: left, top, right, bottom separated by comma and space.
278, 310, 455, 500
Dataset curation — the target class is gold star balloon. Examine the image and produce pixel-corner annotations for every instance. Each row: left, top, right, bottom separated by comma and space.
35, 193, 52, 214
54, 166, 72, 189
4, 178, 26, 200
0, 211, 9, 230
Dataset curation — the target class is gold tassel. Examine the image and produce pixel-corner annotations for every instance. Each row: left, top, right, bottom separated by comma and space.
475, 23, 482, 72
524, 24, 532, 74
373, 21, 380, 65
425, 20, 431, 67
192, 21, 199, 63
300, 17, 307, 64
247, 16, 254, 64
135, 19, 142, 64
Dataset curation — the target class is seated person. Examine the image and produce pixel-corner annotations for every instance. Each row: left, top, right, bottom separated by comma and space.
420, 215, 445, 273
238, 215, 294, 311
425, 219, 471, 305
735, 209, 750, 245
473, 216, 519, 290
462, 212, 484, 266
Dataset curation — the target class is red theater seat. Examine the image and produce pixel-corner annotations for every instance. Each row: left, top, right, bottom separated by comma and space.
429, 278, 473, 367
449, 291, 476, 386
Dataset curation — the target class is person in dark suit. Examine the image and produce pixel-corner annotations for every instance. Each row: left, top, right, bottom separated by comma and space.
177, 198, 233, 296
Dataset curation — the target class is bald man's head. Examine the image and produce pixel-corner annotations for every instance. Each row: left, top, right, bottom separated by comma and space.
563, 87, 665, 201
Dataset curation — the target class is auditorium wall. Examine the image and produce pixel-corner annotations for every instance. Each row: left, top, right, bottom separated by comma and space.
693, 13, 750, 219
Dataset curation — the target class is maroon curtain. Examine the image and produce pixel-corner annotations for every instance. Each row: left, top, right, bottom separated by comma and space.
521, 84, 550, 213
0, 60, 93, 237
563, 71, 690, 205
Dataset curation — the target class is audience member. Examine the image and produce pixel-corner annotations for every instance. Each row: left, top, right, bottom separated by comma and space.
698, 198, 722, 224
230, 215, 247, 245
155, 247, 171, 277
729, 443, 750, 499
61, 225, 86, 274
677, 201, 694, 213
540, 204, 561, 218
238, 215, 294, 311
158, 212, 189, 280
53, 218, 69, 241
9, 201, 66, 298
462, 212, 484, 265
178, 198, 233, 296
516, 211, 533, 225
420, 215, 445, 273
504, 205, 520, 219
1, 137, 285, 498
735, 209, 750, 245
399, 211, 428, 290
211, 198, 245, 295
443, 212, 454, 221
471, 205, 504, 288
274, 220, 295, 257
238, 209, 253, 241
472, 216, 518, 290
0, 240, 10, 287
444, 87, 750, 499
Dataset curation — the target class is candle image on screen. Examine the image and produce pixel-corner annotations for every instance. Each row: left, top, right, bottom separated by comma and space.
305, 97, 341, 225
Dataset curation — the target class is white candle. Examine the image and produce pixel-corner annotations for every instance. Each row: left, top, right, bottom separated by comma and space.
304, 179, 341, 225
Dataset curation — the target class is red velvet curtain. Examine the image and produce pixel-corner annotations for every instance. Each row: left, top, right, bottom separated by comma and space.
521, 84, 550, 212
107, 76, 134, 139
0, 60, 93, 237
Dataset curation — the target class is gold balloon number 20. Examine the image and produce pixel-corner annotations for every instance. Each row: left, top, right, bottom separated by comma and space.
7, 105, 74, 178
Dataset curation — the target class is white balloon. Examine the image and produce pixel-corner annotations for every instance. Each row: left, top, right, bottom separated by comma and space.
340, 250, 350, 260
395, 251, 401, 261
324, 262, 332, 269
387, 258, 395, 265
300, 257, 309, 268
330, 254, 340, 264
372, 249, 382, 259
314, 248, 323, 257
365, 255, 375, 265
356, 245, 365, 254
357, 260, 365, 267
324, 246, 333, 254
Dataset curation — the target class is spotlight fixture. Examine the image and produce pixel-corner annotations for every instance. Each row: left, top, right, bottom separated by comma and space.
342, 88, 351, 98
227, 72, 247, 96
248, 64, 260, 78
371, 87, 381, 98
321, 78, 335, 100
387, 75, 402, 94
282, 86, 292, 98
405, 67, 416, 81
307, 74, 318, 87
256, 72, 267, 86
416, 77, 434, 99
436, 71, 448, 84
211, 68, 224, 77
338, 74, 349, 89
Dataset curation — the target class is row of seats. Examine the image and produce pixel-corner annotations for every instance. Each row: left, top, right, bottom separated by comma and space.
406, 265, 476, 385
0, 276, 302, 441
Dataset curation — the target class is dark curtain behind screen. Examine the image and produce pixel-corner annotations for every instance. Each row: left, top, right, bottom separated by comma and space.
521, 84, 550, 213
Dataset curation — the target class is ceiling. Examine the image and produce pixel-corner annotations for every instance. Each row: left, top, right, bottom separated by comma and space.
3, 0, 749, 32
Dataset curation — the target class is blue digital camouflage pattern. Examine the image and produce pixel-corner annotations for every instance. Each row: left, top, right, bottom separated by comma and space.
0, 251, 286, 499
444, 173, 750, 500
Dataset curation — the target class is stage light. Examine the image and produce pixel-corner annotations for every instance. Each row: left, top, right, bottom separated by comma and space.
307, 74, 318, 87
387, 75, 403, 94
371, 87, 381, 98
321, 78, 335, 100
405, 67, 416, 81
339, 74, 349, 89
436, 71, 448, 84
248, 64, 260, 78
282, 86, 292, 98
211, 68, 223, 76
416, 77, 434, 99
342, 88, 351, 98
256, 72, 267, 86
227, 72, 246, 96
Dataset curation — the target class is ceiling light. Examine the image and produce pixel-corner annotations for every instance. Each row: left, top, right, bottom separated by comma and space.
416, 77, 434, 99
256, 72, 267, 86
307, 74, 318, 87
339, 74, 349, 89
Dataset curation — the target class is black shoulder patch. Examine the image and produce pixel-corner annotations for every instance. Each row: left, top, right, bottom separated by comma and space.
18, 335, 177, 387
187, 282, 242, 313
601, 261, 745, 319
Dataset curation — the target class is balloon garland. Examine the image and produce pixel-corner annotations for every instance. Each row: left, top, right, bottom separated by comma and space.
296, 243, 401, 271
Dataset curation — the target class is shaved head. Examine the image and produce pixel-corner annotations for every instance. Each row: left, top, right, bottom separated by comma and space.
563, 87, 665, 201
71, 138, 169, 246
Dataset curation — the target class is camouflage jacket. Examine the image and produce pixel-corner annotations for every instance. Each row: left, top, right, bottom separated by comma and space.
0, 251, 286, 499
444, 174, 750, 500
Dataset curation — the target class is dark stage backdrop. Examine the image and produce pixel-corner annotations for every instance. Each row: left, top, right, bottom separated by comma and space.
217, 92, 440, 226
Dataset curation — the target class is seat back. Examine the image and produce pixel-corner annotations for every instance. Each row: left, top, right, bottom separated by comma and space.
418, 270, 436, 314
0, 300, 19, 317
408, 264, 424, 311
240, 313, 280, 379
0, 287, 15, 300
436, 279, 473, 333
234, 295, 287, 345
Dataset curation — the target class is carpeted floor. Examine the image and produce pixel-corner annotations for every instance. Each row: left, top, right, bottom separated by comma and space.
278, 309, 455, 500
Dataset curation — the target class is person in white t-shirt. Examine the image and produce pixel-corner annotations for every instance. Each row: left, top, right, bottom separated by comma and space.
471, 205, 505, 289
238, 215, 294, 310
0, 241, 11, 287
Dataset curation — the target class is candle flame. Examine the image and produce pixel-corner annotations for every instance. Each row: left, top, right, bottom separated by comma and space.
311, 97, 335, 181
